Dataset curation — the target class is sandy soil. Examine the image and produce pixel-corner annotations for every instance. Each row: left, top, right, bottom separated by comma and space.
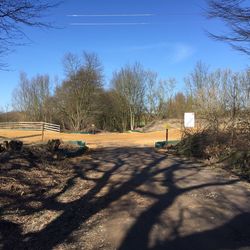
0, 146, 250, 250
0, 129, 182, 148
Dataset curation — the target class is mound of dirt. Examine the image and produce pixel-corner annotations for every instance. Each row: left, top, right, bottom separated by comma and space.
142, 119, 182, 132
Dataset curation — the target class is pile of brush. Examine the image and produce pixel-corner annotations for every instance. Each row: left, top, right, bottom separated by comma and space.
0, 140, 23, 152
174, 128, 250, 180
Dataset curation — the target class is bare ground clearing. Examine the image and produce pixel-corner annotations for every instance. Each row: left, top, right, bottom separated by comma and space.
0, 143, 250, 250
0, 129, 181, 148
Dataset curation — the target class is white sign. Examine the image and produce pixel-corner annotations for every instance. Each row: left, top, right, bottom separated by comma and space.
184, 112, 195, 128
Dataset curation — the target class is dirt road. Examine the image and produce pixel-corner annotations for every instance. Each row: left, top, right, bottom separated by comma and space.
1, 145, 250, 250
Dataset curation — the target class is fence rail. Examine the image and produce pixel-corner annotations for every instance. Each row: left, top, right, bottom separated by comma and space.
0, 122, 60, 133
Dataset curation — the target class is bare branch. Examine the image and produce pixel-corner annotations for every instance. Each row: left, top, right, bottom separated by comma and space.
0, 0, 59, 69
207, 0, 250, 55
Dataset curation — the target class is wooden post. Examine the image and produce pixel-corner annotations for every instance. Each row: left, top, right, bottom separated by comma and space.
166, 128, 169, 144
41, 122, 45, 142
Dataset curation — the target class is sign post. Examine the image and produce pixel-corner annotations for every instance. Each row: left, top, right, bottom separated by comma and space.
165, 123, 171, 146
166, 128, 169, 144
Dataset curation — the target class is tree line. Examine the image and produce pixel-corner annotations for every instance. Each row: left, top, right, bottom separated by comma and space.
8, 52, 249, 133
0, 0, 249, 132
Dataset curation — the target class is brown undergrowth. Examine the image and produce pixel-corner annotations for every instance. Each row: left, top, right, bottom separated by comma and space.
175, 128, 250, 180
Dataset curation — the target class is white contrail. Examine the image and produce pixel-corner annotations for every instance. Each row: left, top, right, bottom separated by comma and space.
67, 14, 154, 17
70, 22, 149, 26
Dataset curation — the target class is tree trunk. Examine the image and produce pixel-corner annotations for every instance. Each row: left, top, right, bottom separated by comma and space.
129, 107, 134, 131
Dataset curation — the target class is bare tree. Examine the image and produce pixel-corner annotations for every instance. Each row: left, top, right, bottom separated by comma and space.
54, 52, 103, 131
63, 53, 81, 77
97, 90, 129, 132
186, 61, 250, 138
185, 62, 226, 130
156, 78, 176, 118
166, 92, 193, 119
207, 0, 250, 55
112, 63, 147, 130
0, 0, 57, 68
145, 71, 161, 119
13, 72, 51, 121
145, 72, 176, 120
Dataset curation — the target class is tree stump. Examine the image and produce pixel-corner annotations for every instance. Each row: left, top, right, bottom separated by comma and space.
0, 141, 9, 152
9, 140, 23, 151
47, 139, 61, 152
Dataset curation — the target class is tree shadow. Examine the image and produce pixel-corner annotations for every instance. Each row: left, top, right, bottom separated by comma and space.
118, 157, 249, 250
0, 146, 249, 250
154, 212, 250, 250
0, 220, 23, 250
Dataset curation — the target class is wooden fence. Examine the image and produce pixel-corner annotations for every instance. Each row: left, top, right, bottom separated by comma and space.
0, 122, 60, 141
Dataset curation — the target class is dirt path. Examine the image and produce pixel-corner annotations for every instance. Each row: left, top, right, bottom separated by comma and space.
1, 146, 250, 250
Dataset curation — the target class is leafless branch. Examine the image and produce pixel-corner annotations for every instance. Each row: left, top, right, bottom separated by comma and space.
207, 0, 250, 55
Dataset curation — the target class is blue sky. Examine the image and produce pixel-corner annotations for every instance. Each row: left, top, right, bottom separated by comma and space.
0, 0, 249, 108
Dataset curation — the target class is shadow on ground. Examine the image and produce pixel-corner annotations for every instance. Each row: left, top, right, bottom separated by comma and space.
0, 147, 249, 250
